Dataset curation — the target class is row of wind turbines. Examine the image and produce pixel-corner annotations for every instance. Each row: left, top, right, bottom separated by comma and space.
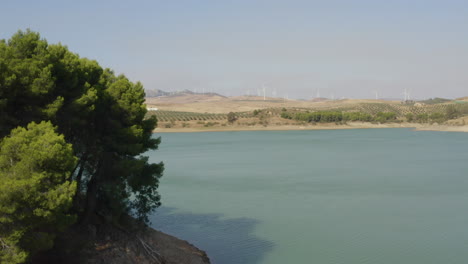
243, 84, 289, 101
244, 85, 413, 102
174, 85, 413, 101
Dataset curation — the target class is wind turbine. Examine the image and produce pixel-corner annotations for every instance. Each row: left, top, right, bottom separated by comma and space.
316, 88, 321, 98
373, 90, 379, 100
402, 88, 411, 101
262, 83, 266, 101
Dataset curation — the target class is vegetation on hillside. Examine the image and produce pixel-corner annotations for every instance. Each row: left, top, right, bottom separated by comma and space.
145, 101, 468, 130
148, 100, 468, 129
279, 108, 464, 124
419, 98, 452, 105
0, 30, 163, 263
227, 112, 238, 123
146, 110, 251, 122
280, 111, 397, 123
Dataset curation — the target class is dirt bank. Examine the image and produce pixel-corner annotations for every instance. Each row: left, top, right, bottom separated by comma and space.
414, 125, 468, 133
153, 121, 468, 133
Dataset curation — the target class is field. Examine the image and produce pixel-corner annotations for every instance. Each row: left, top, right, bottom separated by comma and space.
145, 93, 468, 130
147, 110, 251, 123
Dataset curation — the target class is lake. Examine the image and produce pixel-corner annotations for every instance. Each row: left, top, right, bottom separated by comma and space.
147, 128, 468, 264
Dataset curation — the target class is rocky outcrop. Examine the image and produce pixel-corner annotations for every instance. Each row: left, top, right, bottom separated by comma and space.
34, 221, 210, 264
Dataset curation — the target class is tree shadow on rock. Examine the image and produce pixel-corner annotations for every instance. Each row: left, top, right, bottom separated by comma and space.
150, 207, 274, 264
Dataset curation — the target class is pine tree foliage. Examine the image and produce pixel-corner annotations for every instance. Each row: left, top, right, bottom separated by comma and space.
0, 30, 164, 262
0, 121, 76, 263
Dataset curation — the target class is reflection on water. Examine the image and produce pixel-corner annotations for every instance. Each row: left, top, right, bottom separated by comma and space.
151, 207, 274, 264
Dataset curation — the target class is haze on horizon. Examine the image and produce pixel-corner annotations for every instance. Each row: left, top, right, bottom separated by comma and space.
1, 0, 467, 100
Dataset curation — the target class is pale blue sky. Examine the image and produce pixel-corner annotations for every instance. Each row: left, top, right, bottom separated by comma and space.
1, 0, 468, 99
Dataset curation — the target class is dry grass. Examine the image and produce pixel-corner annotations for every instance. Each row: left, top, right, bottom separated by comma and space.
146, 94, 468, 133
145, 94, 401, 114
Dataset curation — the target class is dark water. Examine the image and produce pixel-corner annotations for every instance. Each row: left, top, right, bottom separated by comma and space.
146, 129, 468, 264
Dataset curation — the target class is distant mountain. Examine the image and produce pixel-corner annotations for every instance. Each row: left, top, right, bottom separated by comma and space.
419, 97, 452, 105
309, 97, 329, 102
145, 89, 170, 97
379, 98, 402, 101
456, 96, 468, 101
145, 89, 226, 98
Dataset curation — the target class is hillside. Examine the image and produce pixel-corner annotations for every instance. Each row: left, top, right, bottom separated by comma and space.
145, 91, 403, 114
145, 92, 468, 133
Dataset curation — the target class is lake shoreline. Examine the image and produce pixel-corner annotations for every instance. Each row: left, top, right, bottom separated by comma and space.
153, 122, 468, 133
35, 216, 211, 264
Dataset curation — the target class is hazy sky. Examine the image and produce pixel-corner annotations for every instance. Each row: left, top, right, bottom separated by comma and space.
1, 0, 468, 99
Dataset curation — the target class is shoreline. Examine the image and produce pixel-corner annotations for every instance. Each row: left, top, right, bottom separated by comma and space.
153, 122, 468, 133
37, 216, 211, 264
414, 125, 468, 133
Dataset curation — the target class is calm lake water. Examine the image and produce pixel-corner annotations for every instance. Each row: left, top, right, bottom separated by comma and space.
147, 129, 468, 264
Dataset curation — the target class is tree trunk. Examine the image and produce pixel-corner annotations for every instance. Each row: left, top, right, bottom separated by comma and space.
80, 158, 102, 224
72, 152, 89, 210
80, 176, 98, 224
74, 152, 89, 191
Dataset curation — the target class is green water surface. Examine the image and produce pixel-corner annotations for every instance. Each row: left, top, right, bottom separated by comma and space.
147, 128, 468, 264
